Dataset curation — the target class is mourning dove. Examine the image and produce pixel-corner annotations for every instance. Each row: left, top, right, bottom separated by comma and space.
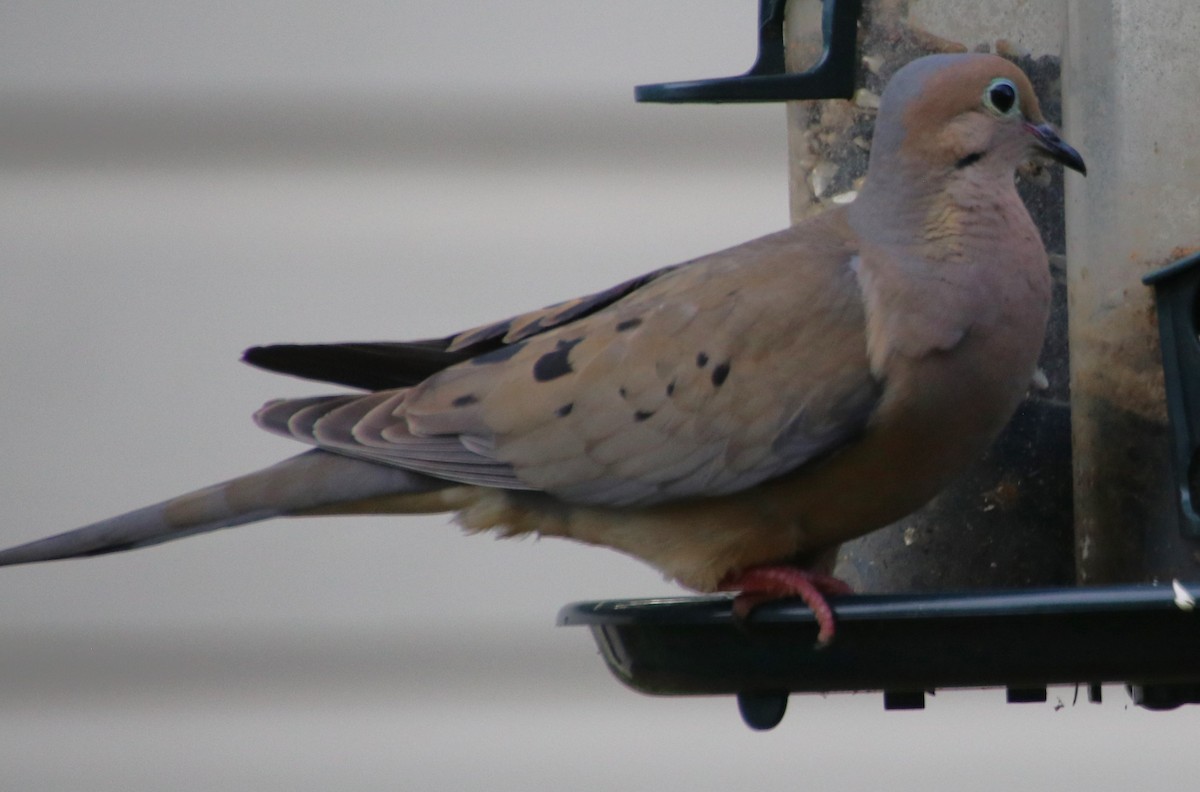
0, 54, 1084, 643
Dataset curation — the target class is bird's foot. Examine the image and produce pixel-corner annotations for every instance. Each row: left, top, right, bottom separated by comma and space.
719, 565, 853, 647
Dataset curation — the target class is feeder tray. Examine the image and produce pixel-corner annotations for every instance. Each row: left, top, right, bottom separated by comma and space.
585, 2, 1200, 731
560, 253, 1200, 730
560, 583, 1200, 729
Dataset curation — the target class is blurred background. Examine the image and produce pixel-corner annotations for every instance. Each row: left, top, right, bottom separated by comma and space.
0, 2, 1194, 789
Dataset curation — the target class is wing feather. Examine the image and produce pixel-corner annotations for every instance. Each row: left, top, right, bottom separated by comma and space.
252, 212, 879, 508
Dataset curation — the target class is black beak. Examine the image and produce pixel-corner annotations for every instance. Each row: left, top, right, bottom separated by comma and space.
1026, 122, 1087, 176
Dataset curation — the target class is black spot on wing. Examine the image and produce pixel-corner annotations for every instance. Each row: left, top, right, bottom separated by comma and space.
615, 317, 643, 332
711, 362, 730, 387
696, 352, 709, 368
634, 410, 655, 422
452, 394, 479, 407
508, 269, 673, 343
448, 264, 680, 351
470, 340, 528, 366
556, 403, 574, 417
533, 338, 582, 382
666, 380, 676, 397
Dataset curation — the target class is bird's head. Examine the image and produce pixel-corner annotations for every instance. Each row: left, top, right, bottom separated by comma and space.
866, 53, 1086, 185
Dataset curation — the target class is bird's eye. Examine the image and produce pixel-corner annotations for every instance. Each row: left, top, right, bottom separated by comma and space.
983, 78, 1018, 116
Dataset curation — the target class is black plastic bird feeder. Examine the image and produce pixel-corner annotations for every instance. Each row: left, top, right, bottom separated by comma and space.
561, 0, 1200, 730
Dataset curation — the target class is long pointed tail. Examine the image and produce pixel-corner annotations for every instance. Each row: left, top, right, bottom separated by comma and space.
0, 450, 448, 567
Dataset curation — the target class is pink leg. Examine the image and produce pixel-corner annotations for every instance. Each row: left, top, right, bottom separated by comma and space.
719, 565, 854, 646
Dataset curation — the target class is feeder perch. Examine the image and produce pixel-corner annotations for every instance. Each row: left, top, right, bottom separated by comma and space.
560, 584, 1200, 729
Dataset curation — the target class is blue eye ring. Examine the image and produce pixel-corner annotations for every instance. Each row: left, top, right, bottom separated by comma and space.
983, 78, 1019, 116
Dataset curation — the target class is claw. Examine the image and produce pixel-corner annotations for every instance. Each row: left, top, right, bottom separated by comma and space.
720, 565, 853, 646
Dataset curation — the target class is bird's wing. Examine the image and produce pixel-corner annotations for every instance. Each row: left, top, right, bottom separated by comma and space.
242, 266, 678, 390
256, 210, 881, 507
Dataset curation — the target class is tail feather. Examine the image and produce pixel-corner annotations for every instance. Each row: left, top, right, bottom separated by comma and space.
0, 450, 449, 567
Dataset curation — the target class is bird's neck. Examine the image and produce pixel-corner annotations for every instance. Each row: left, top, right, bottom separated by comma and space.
850, 168, 1027, 262
848, 168, 1050, 380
